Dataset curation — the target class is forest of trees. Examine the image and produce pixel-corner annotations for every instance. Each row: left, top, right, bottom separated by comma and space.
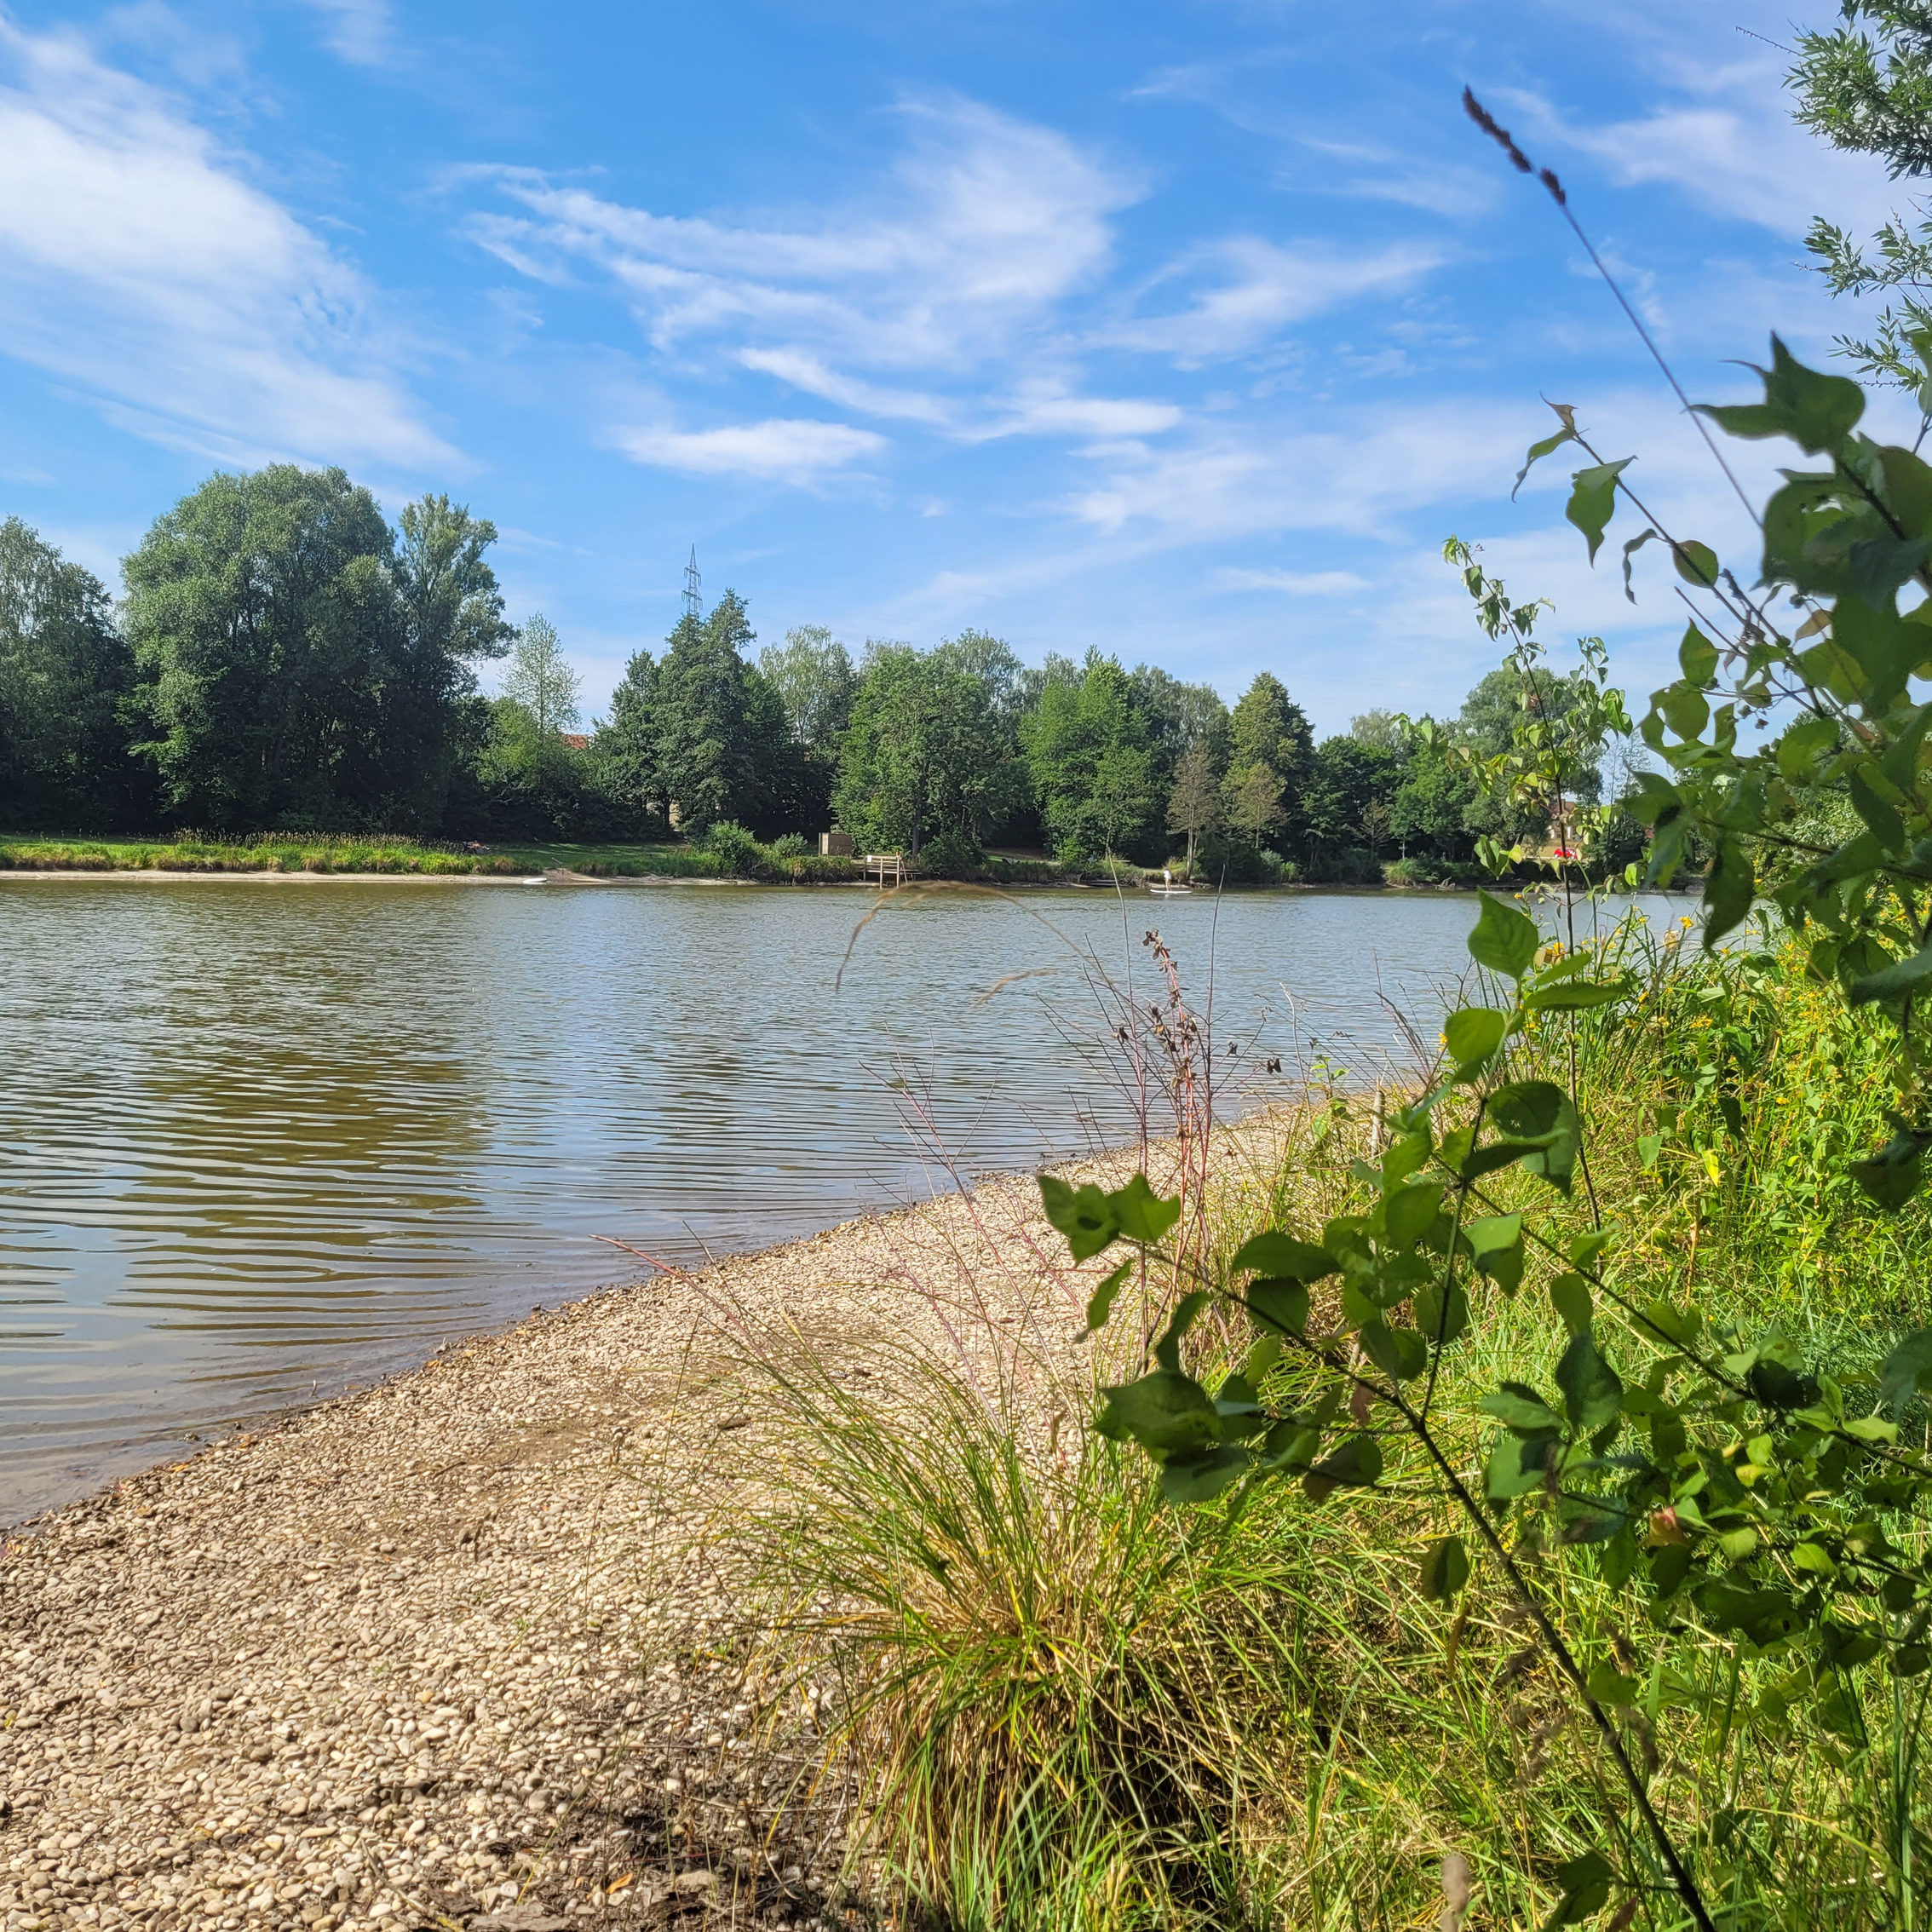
0, 465, 1641, 881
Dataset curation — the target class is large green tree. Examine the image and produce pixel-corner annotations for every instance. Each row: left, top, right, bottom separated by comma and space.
501, 613, 581, 737
1021, 651, 1162, 861
759, 625, 856, 753
652, 591, 793, 834
592, 648, 663, 822
0, 518, 146, 829
1222, 672, 1314, 849
833, 643, 1020, 857
123, 467, 508, 831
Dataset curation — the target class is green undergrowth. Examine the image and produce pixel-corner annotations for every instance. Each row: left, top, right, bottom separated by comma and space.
698, 928, 1932, 1930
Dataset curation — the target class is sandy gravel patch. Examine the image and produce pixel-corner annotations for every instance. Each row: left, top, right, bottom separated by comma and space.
0, 1159, 1155, 1932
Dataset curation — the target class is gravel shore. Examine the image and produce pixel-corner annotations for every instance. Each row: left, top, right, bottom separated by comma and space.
0, 1159, 1151, 1932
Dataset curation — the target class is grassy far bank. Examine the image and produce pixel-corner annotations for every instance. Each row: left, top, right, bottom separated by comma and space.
0, 831, 1283, 887
0, 830, 1533, 888
0, 831, 1067, 883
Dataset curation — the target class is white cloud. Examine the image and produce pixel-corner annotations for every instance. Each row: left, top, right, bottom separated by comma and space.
0, 18, 449, 471
1098, 237, 1446, 359
1498, 55, 1905, 244
1216, 566, 1368, 595
610, 417, 886, 484
737, 348, 950, 423
292, 0, 394, 68
470, 98, 1140, 371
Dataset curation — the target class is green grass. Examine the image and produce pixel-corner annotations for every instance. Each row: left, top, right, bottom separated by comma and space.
687, 923, 1932, 1930
0, 833, 776, 879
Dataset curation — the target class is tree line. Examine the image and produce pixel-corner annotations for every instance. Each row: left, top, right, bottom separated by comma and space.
0, 463, 1635, 879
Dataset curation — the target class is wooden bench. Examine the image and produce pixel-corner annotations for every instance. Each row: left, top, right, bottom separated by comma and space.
860, 852, 905, 887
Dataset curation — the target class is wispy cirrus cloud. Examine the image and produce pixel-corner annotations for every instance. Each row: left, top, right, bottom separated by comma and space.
609, 417, 886, 484
468, 97, 1140, 370
1216, 566, 1370, 595
460, 93, 1458, 485
292, 0, 396, 69
1095, 236, 1446, 359
0, 16, 449, 471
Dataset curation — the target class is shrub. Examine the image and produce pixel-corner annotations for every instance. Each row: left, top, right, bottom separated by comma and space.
702, 819, 765, 878
917, 829, 984, 879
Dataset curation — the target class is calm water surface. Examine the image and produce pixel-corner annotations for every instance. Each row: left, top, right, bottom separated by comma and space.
1, 876, 1681, 1518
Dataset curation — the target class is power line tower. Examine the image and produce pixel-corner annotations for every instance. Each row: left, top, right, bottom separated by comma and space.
682, 547, 702, 621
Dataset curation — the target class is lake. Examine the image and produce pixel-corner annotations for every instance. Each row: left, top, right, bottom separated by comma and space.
1, 876, 1687, 1519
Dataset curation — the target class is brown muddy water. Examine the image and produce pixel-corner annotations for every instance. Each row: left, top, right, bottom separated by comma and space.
0, 875, 1685, 1517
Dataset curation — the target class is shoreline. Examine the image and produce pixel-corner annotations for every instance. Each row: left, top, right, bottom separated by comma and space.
0, 865, 1602, 895
0, 1167, 1120, 1932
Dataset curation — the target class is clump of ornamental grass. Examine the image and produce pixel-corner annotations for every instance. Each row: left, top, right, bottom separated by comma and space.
704, 1334, 1308, 1930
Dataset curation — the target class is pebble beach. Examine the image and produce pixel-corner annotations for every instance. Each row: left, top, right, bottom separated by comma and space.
0, 1166, 1128, 1932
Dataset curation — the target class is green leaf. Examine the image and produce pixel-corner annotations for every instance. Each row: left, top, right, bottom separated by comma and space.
1549, 1272, 1593, 1339
1486, 1428, 1558, 1502
1468, 892, 1540, 981
1444, 1004, 1508, 1070
1514, 417, 1578, 498
1245, 1277, 1309, 1337
1476, 1238, 1525, 1296
1849, 942, 1932, 1004
1556, 1329, 1623, 1430
1465, 1211, 1523, 1256
1095, 1370, 1221, 1456
1078, 1259, 1132, 1341
1229, 1230, 1337, 1283
1153, 1291, 1211, 1371
1620, 526, 1659, 601
1303, 1430, 1383, 1501
1382, 1181, 1445, 1249
1481, 1383, 1561, 1433
1881, 1328, 1932, 1412
1566, 457, 1632, 564
1659, 681, 1710, 740
1159, 1444, 1249, 1504
1360, 1320, 1429, 1382
1479, 1080, 1582, 1194
1696, 334, 1864, 454
1850, 767, 1906, 854
1039, 1176, 1118, 1262
1679, 620, 1720, 685
1381, 1128, 1431, 1186
1854, 1128, 1927, 1209
1703, 838, 1755, 948
1776, 713, 1837, 779
1673, 539, 1720, 589
1586, 1660, 1638, 1707
1524, 977, 1630, 1011
1542, 1850, 1613, 1929
1110, 1172, 1182, 1245
1418, 1535, 1469, 1605
1412, 1279, 1469, 1348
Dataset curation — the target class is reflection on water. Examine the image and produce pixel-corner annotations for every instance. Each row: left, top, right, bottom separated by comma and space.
2, 877, 1682, 1518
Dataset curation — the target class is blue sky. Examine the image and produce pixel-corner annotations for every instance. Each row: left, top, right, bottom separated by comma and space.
0, 0, 1917, 732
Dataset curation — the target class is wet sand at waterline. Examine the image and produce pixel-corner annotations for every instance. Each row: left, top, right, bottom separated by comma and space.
0, 1153, 1169, 1932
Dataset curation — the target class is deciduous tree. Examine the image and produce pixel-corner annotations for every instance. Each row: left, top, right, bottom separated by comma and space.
0, 519, 144, 829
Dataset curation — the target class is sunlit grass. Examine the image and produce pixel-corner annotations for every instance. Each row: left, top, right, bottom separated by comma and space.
690, 922, 1932, 1929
